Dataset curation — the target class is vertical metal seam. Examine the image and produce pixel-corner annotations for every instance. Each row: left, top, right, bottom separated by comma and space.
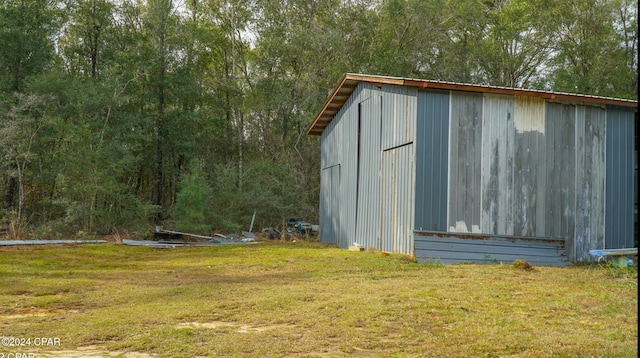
378, 95, 383, 250
480, 94, 486, 232
573, 105, 578, 260
602, 110, 607, 250
446, 91, 453, 231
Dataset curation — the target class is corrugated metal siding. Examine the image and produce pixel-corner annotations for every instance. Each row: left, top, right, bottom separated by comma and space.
513, 96, 547, 237
381, 143, 415, 254
354, 93, 382, 249
320, 82, 417, 252
370, 85, 417, 253
320, 165, 340, 243
444, 93, 612, 262
381, 85, 417, 150
480, 94, 515, 235
605, 106, 635, 249
320, 83, 367, 247
574, 106, 606, 261
319, 82, 630, 262
448, 92, 483, 233
414, 231, 569, 266
354, 83, 417, 251
544, 103, 576, 255
415, 91, 450, 232
319, 96, 344, 245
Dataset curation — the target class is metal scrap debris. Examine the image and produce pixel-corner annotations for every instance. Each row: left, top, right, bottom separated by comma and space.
0, 240, 108, 246
122, 228, 261, 248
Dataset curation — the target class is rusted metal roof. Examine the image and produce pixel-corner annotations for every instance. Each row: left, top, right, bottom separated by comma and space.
307, 73, 638, 136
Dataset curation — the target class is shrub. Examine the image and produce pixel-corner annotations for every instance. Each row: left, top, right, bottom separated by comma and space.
513, 259, 533, 270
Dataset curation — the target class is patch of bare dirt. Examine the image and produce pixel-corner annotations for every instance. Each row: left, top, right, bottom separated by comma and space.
176, 321, 293, 333
36, 345, 154, 357
2, 309, 79, 319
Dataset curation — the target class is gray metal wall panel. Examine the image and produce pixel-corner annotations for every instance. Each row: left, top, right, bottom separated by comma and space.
381, 143, 415, 254
448, 92, 483, 233
481, 94, 515, 235
320, 84, 367, 247
320, 82, 418, 252
605, 106, 635, 249
415, 91, 450, 232
513, 96, 547, 237
349, 83, 416, 250
320, 83, 630, 262
373, 84, 418, 254
320, 96, 345, 244
414, 232, 569, 266
320, 165, 340, 243
320, 114, 339, 169
574, 106, 606, 261
544, 103, 576, 250
381, 85, 417, 150
355, 92, 382, 249
337, 84, 368, 249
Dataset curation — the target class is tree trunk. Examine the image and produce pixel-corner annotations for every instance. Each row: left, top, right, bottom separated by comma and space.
90, 0, 99, 79
155, 27, 166, 226
155, 76, 165, 226
4, 175, 16, 211
155, 117, 163, 226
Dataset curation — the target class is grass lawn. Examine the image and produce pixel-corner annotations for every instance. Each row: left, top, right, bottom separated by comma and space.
0, 241, 637, 357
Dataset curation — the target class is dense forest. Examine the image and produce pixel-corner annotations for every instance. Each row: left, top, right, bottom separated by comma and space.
0, 0, 637, 239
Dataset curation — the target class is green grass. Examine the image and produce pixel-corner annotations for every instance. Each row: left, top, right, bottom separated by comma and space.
0, 242, 637, 357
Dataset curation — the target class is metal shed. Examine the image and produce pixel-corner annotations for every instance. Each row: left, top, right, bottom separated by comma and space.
308, 74, 637, 265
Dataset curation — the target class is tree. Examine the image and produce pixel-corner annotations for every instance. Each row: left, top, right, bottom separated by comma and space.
59, 0, 116, 79
474, 0, 558, 88
428, 0, 489, 83
0, 0, 60, 92
428, 0, 558, 87
0, 0, 635, 238
0, 0, 61, 214
172, 159, 213, 233
368, 0, 446, 77
550, 0, 637, 98
0, 94, 47, 234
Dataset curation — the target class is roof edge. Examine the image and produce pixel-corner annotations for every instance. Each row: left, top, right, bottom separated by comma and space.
307, 73, 638, 136
306, 74, 350, 136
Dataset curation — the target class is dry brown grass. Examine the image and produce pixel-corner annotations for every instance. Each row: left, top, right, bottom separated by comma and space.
0, 241, 637, 357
